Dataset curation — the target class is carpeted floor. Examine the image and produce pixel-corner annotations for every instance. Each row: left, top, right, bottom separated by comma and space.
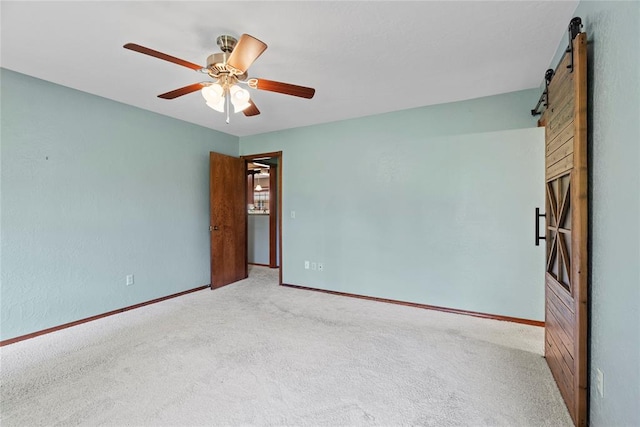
0, 266, 572, 426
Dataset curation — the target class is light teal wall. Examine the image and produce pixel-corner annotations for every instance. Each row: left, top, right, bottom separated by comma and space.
241, 90, 546, 320
0, 68, 239, 341
549, 2, 639, 425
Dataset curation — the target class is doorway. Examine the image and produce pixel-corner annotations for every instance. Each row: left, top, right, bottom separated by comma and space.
242, 151, 283, 285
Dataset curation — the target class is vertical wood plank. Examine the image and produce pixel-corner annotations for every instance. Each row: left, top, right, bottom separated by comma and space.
571, 32, 589, 427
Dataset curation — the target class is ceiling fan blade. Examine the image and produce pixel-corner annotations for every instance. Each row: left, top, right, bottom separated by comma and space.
248, 78, 315, 99
124, 43, 202, 71
243, 100, 261, 117
158, 83, 206, 99
226, 34, 267, 74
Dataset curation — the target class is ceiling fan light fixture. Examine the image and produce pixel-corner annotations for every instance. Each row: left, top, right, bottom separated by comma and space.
233, 102, 251, 113
230, 84, 251, 113
202, 83, 226, 112
206, 99, 225, 113
201, 83, 223, 102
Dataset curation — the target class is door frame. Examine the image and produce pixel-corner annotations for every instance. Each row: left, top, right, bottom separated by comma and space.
242, 151, 283, 285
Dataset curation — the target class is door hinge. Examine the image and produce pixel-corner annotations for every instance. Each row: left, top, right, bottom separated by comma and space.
209, 225, 213, 232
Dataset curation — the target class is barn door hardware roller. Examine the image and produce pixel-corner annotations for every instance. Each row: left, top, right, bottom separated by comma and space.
566, 17, 583, 73
531, 69, 555, 116
530, 17, 583, 116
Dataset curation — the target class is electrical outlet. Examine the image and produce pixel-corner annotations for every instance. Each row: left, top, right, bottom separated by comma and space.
304, 260, 310, 270
311, 262, 317, 271
318, 263, 323, 271
290, 210, 296, 219
596, 368, 604, 397
126, 274, 134, 286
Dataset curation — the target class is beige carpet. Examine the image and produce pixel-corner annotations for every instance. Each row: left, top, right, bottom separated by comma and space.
0, 266, 571, 426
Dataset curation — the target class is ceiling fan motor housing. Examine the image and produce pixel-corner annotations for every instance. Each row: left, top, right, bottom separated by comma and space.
206, 52, 248, 80
206, 52, 229, 72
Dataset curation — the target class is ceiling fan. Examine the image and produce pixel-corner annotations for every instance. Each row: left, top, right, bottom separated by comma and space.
123, 34, 315, 122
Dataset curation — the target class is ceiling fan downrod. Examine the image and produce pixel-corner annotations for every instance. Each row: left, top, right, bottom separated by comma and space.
216, 35, 237, 53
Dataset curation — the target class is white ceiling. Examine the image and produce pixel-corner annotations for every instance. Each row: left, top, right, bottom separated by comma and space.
0, 1, 578, 137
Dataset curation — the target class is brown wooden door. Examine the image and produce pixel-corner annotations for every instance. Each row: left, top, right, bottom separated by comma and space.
210, 152, 247, 289
541, 32, 588, 426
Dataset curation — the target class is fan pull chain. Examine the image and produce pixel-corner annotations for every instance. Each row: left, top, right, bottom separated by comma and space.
225, 88, 230, 124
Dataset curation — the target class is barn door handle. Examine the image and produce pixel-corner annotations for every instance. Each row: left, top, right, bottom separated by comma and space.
535, 208, 546, 246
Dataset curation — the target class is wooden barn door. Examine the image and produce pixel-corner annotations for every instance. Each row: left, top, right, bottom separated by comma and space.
541, 32, 588, 426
